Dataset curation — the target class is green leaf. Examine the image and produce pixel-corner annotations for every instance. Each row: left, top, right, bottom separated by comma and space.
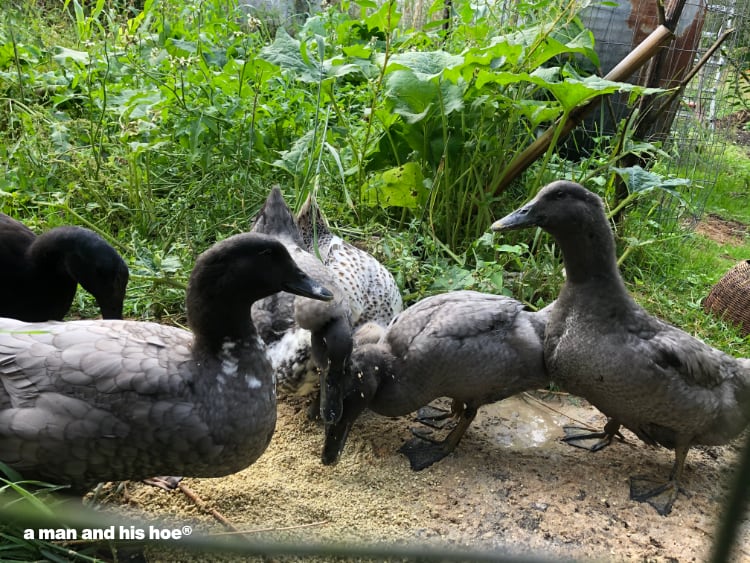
273, 130, 316, 176
430, 265, 476, 291
166, 38, 197, 56
362, 162, 426, 209
385, 50, 464, 80
365, 1, 401, 32
523, 28, 598, 69
342, 44, 372, 59
52, 46, 89, 65
385, 70, 438, 123
260, 28, 321, 83
612, 165, 691, 196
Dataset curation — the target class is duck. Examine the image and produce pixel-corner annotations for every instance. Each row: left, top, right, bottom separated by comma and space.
251, 187, 353, 424
322, 290, 550, 470
296, 194, 403, 328
492, 180, 750, 515
0, 232, 333, 493
0, 213, 129, 321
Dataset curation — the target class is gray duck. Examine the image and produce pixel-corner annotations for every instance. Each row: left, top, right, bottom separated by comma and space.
251, 187, 353, 424
0, 232, 332, 492
297, 194, 403, 328
492, 180, 750, 515
322, 290, 550, 470
0, 213, 129, 321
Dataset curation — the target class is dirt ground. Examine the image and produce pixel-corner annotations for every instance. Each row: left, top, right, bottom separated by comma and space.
695, 213, 748, 246
99, 392, 748, 562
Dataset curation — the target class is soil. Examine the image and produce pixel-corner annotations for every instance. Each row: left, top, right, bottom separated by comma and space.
695, 213, 748, 246
98, 393, 749, 562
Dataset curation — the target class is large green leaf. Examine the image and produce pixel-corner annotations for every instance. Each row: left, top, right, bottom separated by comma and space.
385, 70, 465, 124
260, 28, 321, 82
475, 66, 662, 113
260, 28, 363, 83
385, 70, 437, 123
385, 50, 464, 80
52, 46, 89, 65
361, 162, 426, 209
612, 165, 691, 197
523, 28, 598, 69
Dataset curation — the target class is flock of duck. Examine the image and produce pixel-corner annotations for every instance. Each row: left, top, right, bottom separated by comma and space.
0, 180, 748, 517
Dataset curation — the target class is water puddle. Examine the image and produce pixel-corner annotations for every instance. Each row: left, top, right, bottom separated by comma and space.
476, 395, 570, 449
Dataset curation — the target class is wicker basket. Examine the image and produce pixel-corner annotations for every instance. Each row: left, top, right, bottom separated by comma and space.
703, 260, 750, 335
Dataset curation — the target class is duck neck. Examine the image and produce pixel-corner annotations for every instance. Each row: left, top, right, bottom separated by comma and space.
188, 292, 257, 355
551, 219, 627, 292
26, 229, 80, 318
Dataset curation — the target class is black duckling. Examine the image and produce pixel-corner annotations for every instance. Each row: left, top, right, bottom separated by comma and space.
322, 290, 550, 470
0, 232, 332, 493
0, 213, 129, 321
492, 180, 750, 515
251, 187, 353, 424
297, 194, 403, 328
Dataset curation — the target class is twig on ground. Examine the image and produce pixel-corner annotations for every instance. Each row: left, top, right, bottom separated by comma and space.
177, 482, 238, 531
521, 391, 600, 431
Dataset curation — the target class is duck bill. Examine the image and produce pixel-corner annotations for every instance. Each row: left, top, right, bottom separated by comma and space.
322, 417, 354, 465
490, 203, 537, 232
282, 272, 333, 302
319, 373, 343, 425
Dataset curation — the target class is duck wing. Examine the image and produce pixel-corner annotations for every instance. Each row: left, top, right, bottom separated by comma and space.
387, 291, 528, 356
619, 303, 747, 391
581, 308, 750, 448
0, 319, 193, 403
0, 319, 224, 487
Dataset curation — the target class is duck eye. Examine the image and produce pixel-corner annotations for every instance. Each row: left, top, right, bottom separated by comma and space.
553, 190, 566, 200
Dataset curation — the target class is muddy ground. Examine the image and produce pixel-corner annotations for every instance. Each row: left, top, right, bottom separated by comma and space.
97, 392, 748, 562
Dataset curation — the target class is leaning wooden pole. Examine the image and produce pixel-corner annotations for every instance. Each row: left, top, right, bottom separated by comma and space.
490, 24, 674, 196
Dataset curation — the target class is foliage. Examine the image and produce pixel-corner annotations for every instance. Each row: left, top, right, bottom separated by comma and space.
0, 0, 735, 314
1, 0, 666, 259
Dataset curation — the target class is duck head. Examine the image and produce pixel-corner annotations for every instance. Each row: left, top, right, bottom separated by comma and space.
66, 229, 130, 319
312, 316, 353, 425
251, 186, 304, 247
491, 181, 621, 285
491, 180, 606, 237
316, 321, 385, 426
321, 342, 392, 465
188, 233, 333, 351
45, 227, 130, 320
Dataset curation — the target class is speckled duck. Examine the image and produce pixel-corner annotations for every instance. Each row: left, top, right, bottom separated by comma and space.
251, 187, 353, 424
492, 180, 750, 515
296, 194, 403, 328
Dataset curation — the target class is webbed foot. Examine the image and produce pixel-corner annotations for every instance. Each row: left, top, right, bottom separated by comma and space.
561, 419, 624, 452
398, 434, 454, 471
415, 404, 454, 429
399, 405, 477, 471
143, 476, 183, 490
629, 475, 681, 516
